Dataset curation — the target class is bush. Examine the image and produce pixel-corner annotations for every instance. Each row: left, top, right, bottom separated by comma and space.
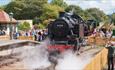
38, 23, 45, 29
18, 21, 31, 31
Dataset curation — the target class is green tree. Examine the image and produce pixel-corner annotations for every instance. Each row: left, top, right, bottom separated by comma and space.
18, 21, 31, 31
0, 6, 4, 10
111, 13, 115, 24
40, 4, 64, 27
51, 0, 68, 9
5, 0, 47, 19
86, 8, 109, 22
33, 17, 40, 25
38, 23, 45, 29
79, 10, 95, 20
65, 5, 94, 20
65, 6, 109, 21
65, 5, 83, 15
41, 4, 64, 20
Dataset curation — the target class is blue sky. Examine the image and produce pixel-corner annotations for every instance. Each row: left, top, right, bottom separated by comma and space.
0, 0, 115, 14
0, 0, 11, 6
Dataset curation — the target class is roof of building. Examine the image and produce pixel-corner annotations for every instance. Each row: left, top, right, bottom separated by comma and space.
0, 10, 17, 23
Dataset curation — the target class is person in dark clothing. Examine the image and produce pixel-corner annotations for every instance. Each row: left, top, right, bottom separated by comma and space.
74, 37, 82, 55
101, 28, 107, 37
105, 42, 115, 70
73, 38, 78, 52
34, 34, 37, 41
70, 35, 78, 52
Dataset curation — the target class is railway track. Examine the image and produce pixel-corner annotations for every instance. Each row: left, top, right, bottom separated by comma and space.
0, 53, 21, 68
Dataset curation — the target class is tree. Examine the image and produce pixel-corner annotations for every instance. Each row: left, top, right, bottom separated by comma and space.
18, 21, 31, 31
51, 0, 68, 9
0, 6, 4, 10
65, 5, 83, 14
40, 4, 64, 27
82, 11, 95, 20
38, 23, 45, 29
41, 4, 64, 20
111, 13, 115, 24
65, 5, 94, 20
65, 6, 109, 22
33, 17, 41, 25
4, 0, 47, 19
33, 23, 45, 29
86, 8, 109, 22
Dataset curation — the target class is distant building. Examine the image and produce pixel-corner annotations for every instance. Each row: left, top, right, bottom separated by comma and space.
17, 20, 33, 29
0, 10, 17, 35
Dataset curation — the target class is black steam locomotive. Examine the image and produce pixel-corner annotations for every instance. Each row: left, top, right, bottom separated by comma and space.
47, 12, 97, 63
48, 12, 91, 45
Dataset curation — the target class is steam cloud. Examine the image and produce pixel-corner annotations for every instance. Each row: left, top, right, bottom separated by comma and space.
55, 50, 90, 70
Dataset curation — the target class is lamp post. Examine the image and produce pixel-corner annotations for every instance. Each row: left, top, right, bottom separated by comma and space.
9, 12, 13, 40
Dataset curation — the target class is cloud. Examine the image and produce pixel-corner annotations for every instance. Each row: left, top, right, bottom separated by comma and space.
64, 0, 115, 14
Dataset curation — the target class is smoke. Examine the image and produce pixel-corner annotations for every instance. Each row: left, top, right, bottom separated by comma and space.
20, 40, 51, 69
9, 39, 51, 69
0, 39, 92, 70
20, 46, 50, 69
55, 50, 90, 70
0, 43, 20, 56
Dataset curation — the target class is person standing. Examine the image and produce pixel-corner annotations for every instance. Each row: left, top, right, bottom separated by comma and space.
105, 42, 115, 70
92, 28, 97, 48
73, 37, 79, 52
106, 29, 113, 40
74, 37, 82, 55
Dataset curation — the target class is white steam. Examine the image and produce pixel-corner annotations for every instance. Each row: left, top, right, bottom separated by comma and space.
56, 50, 90, 70
21, 45, 51, 69
11, 39, 51, 69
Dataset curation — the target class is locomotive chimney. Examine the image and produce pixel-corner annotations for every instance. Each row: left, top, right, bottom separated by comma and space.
59, 12, 65, 17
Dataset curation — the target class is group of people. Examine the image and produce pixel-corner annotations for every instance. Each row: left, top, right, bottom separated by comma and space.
93, 28, 115, 70
13, 29, 48, 41
0, 30, 6, 36
34, 29, 48, 41
99, 28, 113, 39
92, 28, 113, 40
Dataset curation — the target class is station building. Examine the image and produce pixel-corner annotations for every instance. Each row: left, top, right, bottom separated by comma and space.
0, 10, 17, 35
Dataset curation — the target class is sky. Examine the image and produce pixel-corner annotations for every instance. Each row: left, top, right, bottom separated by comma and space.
0, 0, 115, 14
0, 0, 10, 6
64, 0, 115, 14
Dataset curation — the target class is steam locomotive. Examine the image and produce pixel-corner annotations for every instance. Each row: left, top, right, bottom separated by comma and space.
47, 12, 97, 63
47, 12, 97, 53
